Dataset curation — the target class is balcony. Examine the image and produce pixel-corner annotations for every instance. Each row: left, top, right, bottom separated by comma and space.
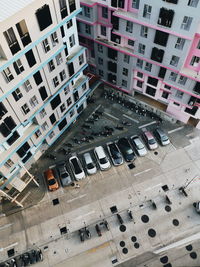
108, 61, 117, 73
151, 47, 164, 63
111, 12, 119, 30
111, 31, 121, 44
157, 8, 174, 28
108, 47, 118, 60
193, 82, 200, 95
154, 30, 169, 47
163, 0, 178, 3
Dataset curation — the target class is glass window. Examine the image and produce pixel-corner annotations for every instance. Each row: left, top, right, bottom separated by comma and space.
181, 16, 193, 30
122, 68, 128, 76
69, 34, 75, 47
138, 43, 145, 54
170, 55, 180, 67
102, 7, 108, 18
124, 54, 130, 63
140, 26, 148, 38
126, 21, 133, 33
143, 4, 152, 19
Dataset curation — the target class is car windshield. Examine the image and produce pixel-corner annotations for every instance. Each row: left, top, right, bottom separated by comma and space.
87, 163, 95, 169
61, 173, 69, 179
48, 179, 56, 186
149, 139, 156, 145
127, 148, 133, 154
136, 141, 144, 149
100, 157, 108, 164
161, 135, 169, 141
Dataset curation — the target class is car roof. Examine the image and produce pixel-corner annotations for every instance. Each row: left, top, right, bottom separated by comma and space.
144, 131, 154, 139
155, 128, 166, 136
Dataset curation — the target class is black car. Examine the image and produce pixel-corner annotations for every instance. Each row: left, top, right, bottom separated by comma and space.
107, 142, 123, 166
117, 138, 136, 162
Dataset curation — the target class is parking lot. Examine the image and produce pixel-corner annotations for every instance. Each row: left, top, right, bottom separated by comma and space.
1, 85, 200, 266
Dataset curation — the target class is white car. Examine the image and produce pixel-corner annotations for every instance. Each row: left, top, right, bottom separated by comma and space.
143, 131, 158, 150
131, 136, 147, 156
69, 155, 85, 180
83, 152, 97, 175
154, 128, 170, 146
94, 146, 111, 170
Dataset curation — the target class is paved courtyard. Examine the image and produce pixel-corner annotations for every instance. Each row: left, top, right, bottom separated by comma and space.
1, 86, 200, 267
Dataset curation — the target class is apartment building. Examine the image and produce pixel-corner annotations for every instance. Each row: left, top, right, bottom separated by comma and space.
0, 0, 90, 206
77, 0, 200, 128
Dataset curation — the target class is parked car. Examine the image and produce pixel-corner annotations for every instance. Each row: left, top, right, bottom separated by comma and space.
142, 131, 158, 150
94, 146, 111, 170
57, 162, 72, 186
83, 152, 97, 175
154, 128, 170, 146
117, 137, 136, 162
44, 169, 59, 191
107, 142, 123, 166
131, 135, 147, 156
69, 155, 85, 180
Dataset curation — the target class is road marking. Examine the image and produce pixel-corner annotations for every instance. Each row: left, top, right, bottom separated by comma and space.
87, 241, 110, 253
138, 121, 157, 129
20, 191, 31, 203
145, 183, 162, 192
168, 126, 184, 134
104, 112, 119, 121
0, 223, 13, 230
67, 194, 87, 203
94, 104, 101, 112
134, 168, 151, 176
75, 210, 95, 220
123, 114, 139, 123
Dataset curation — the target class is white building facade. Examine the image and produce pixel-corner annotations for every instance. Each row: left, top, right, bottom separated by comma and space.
0, 0, 90, 205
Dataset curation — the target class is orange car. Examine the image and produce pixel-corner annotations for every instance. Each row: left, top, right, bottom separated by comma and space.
44, 169, 59, 191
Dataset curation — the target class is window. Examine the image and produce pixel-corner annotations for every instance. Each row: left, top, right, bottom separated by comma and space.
59, 0, 68, 19
98, 57, 103, 65
169, 72, 178, 82
13, 59, 24, 75
59, 70, 66, 81
98, 44, 103, 52
124, 54, 130, 63
68, 62, 74, 76
16, 19, 32, 47
145, 62, 152, 72
51, 32, 58, 46
21, 103, 30, 115
158, 8, 174, 28
161, 91, 169, 99
39, 108, 47, 118
39, 86, 48, 101
181, 16, 193, 31
188, 0, 199, 7
49, 131, 55, 139
53, 76, 59, 87
178, 76, 187, 85
175, 91, 184, 99
69, 34, 75, 47
190, 56, 200, 66
69, 0, 76, 13
48, 59, 55, 72
151, 47, 164, 63
79, 54, 84, 65
164, 85, 171, 90
29, 95, 39, 108
136, 59, 143, 68
23, 80, 32, 92
67, 19, 73, 29
58, 118, 67, 131
101, 26, 106, 36
35, 4, 53, 31
4, 159, 14, 168
143, 4, 152, 19
84, 6, 90, 17
122, 68, 128, 76
49, 113, 56, 124
146, 86, 156, 97
138, 43, 145, 54
67, 97, 72, 106
41, 122, 49, 131
197, 40, 200, 49
137, 72, 143, 78
85, 24, 91, 34
42, 38, 50, 53
102, 7, 108, 18
158, 67, 166, 79
2, 68, 14, 83
33, 71, 43, 85
132, 0, 140, 9
51, 94, 61, 110
128, 39, 134, 46
173, 102, 180, 106
140, 26, 148, 38
121, 80, 127, 87
35, 129, 42, 138
60, 103, 66, 112
12, 88, 23, 101
154, 30, 169, 47
64, 86, 70, 95
70, 109, 75, 117
175, 38, 185, 50
126, 21, 133, 33
99, 69, 104, 76
82, 83, 87, 91
25, 49, 36, 67
60, 25, 65, 37
136, 80, 143, 88
170, 55, 179, 67
3, 27, 21, 55
0, 102, 8, 117
56, 53, 63, 65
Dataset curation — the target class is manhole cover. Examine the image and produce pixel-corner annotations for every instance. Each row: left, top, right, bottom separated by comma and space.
148, 228, 156, 238
52, 198, 59, 205
141, 215, 149, 223
154, 151, 158, 155
131, 236, 137, 242
160, 256, 168, 264
122, 248, 128, 254
172, 219, 179, 226
134, 242, 140, 249
162, 185, 169, 192
165, 205, 171, 212
190, 252, 197, 259
110, 206, 118, 213
128, 163, 135, 169
119, 225, 126, 232
120, 241, 125, 247
186, 244, 193, 251
60, 227, 67, 235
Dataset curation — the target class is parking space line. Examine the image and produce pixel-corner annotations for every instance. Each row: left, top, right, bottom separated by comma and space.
123, 114, 139, 123
134, 168, 151, 176
104, 112, 119, 120
138, 121, 157, 129
67, 194, 87, 203
144, 183, 162, 192
168, 126, 184, 134
75, 210, 95, 220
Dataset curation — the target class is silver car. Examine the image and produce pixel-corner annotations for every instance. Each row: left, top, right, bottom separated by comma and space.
57, 163, 72, 186
131, 136, 147, 156
83, 152, 97, 175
